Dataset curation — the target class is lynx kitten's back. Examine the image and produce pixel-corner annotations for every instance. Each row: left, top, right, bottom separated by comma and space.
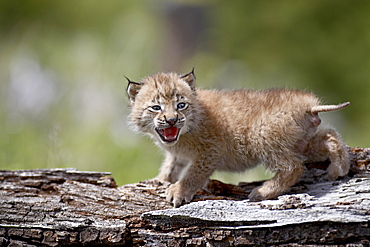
127, 70, 350, 207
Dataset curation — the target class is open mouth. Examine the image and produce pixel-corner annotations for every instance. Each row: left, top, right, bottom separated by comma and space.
155, 127, 180, 143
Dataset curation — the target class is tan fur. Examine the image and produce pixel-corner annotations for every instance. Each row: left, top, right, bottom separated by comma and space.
126, 71, 350, 207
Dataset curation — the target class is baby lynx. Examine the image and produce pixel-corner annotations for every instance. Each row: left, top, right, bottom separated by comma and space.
127, 69, 350, 207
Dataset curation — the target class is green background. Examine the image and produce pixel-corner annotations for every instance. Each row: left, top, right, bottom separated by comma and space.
1, 1, 369, 185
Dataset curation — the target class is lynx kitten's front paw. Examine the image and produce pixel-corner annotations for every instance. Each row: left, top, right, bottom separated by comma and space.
166, 181, 195, 207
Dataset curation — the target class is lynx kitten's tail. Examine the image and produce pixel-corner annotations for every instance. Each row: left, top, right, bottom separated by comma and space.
311, 102, 350, 114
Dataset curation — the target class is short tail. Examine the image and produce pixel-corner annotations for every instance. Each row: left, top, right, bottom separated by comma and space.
311, 102, 350, 114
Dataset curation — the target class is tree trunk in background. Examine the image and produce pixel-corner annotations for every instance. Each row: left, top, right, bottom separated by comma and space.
0, 147, 369, 246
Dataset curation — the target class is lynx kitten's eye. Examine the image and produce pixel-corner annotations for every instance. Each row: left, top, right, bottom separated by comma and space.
177, 102, 187, 110
151, 105, 162, 111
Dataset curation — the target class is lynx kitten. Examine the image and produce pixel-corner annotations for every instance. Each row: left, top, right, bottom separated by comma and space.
126, 70, 350, 207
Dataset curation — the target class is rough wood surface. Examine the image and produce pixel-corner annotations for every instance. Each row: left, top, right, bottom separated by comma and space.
0, 147, 369, 246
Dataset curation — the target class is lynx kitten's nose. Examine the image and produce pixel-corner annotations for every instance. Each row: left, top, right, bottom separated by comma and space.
165, 116, 178, 126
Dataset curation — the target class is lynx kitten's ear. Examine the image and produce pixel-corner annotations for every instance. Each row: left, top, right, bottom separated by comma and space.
180, 68, 196, 91
125, 77, 143, 105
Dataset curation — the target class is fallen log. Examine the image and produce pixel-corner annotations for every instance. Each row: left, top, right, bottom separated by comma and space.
0, 147, 369, 246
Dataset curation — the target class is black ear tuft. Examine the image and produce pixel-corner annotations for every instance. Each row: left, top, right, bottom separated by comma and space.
180, 67, 196, 90
125, 76, 143, 105
124, 76, 133, 84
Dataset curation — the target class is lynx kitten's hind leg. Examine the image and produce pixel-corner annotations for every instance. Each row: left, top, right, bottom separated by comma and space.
156, 152, 188, 183
306, 128, 350, 180
249, 155, 305, 201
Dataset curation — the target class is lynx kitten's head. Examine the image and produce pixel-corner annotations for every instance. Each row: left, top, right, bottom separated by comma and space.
126, 70, 198, 146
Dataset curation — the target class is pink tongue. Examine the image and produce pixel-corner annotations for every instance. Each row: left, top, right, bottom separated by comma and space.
163, 127, 179, 140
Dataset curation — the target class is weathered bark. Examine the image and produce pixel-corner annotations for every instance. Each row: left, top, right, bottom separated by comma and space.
0, 147, 369, 246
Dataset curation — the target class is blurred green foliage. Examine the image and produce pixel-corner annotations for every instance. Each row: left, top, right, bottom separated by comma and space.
0, 1, 369, 185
